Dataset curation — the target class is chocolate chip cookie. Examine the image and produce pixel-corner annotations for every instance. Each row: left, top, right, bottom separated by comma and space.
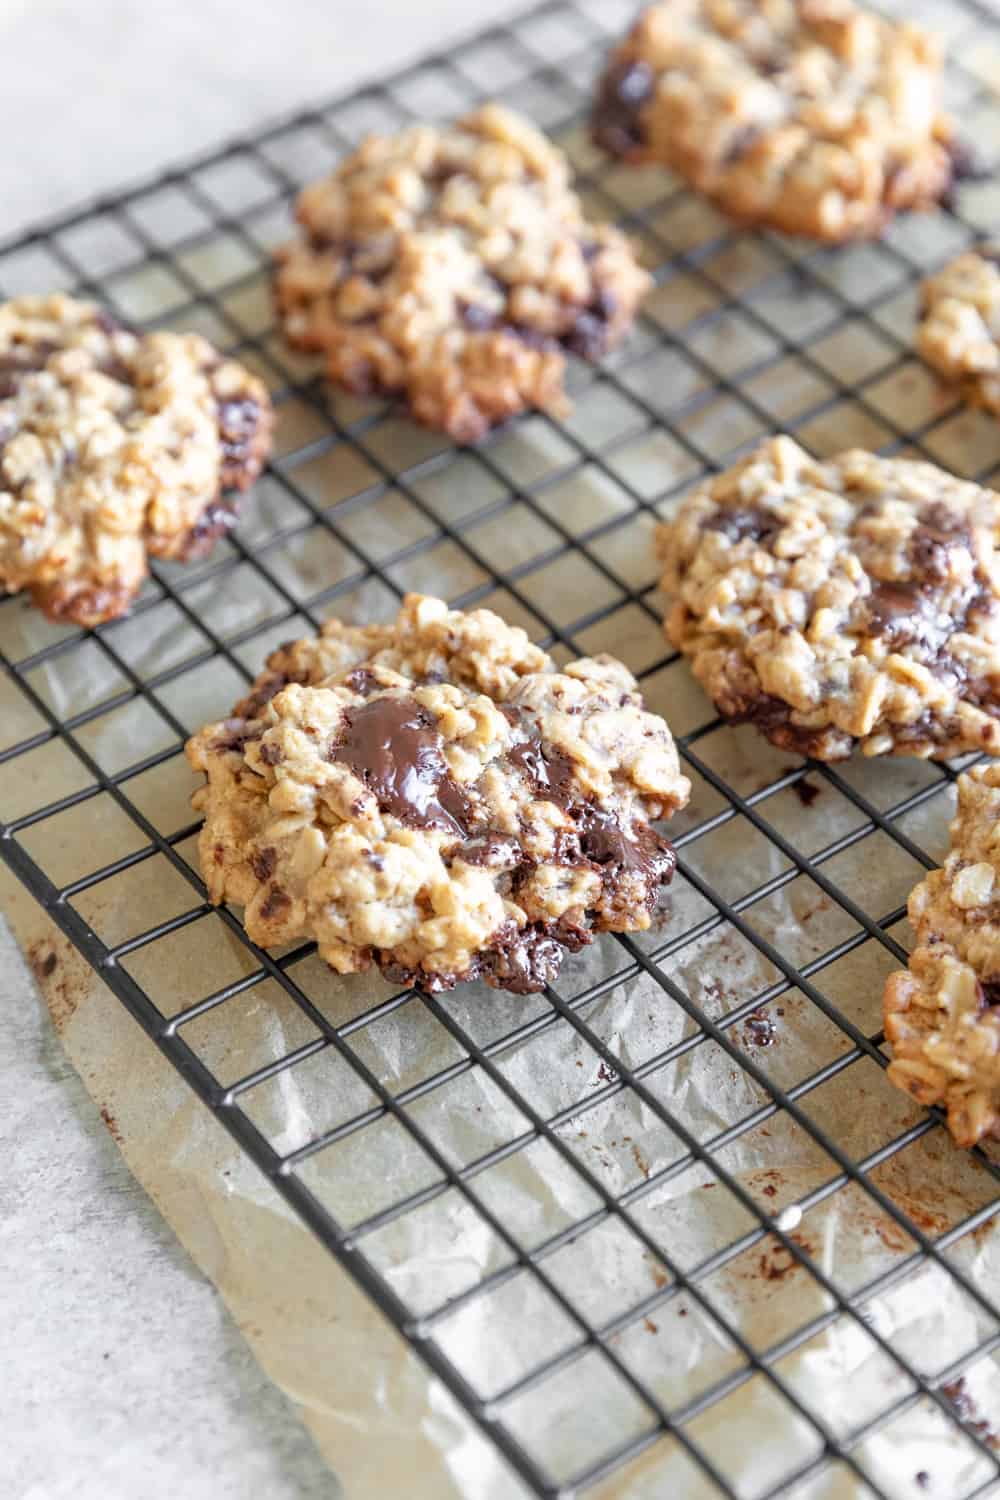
593, 0, 959, 242
186, 594, 690, 994
273, 104, 651, 441
884, 763, 1000, 1147
919, 246, 1000, 417
0, 293, 272, 626
658, 436, 1000, 761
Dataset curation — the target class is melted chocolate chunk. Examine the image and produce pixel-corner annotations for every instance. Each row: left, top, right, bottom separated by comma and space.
727, 695, 842, 759
578, 805, 675, 895
328, 696, 472, 835
508, 730, 578, 807
865, 580, 961, 656
703, 507, 781, 546
236, 668, 307, 720
593, 59, 654, 156
475, 919, 566, 994
259, 741, 284, 766
509, 718, 674, 907
379, 915, 575, 996
910, 504, 972, 582
456, 834, 522, 867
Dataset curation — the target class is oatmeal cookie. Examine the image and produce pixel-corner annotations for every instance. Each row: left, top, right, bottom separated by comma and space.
657, 436, 1000, 760
0, 293, 272, 626
186, 594, 690, 994
919, 245, 1000, 417
273, 104, 651, 441
592, 0, 959, 242
884, 764, 1000, 1146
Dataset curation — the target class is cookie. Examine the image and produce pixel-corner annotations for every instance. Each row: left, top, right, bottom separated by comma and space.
0, 293, 272, 626
919, 246, 1000, 417
884, 764, 1000, 1147
273, 104, 651, 441
657, 436, 1000, 761
593, 0, 959, 242
186, 594, 690, 994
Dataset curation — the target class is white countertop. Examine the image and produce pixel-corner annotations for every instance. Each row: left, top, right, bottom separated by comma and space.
0, 5, 498, 1497
0, 0, 501, 237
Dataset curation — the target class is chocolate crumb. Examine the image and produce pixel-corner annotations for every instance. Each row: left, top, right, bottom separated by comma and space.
794, 778, 821, 808
743, 1009, 777, 1048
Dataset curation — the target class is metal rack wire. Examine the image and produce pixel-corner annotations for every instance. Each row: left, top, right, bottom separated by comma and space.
2, 0, 1000, 1494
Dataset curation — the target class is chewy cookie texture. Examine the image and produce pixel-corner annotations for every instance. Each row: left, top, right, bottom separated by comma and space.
593, 0, 959, 242
0, 294, 272, 626
919, 245, 1000, 418
273, 104, 651, 441
658, 436, 1000, 761
186, 595, 690, 995
884, 764, 1000, 1147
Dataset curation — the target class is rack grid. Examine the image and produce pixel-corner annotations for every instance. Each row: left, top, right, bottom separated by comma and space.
3, 1, 1000, 1495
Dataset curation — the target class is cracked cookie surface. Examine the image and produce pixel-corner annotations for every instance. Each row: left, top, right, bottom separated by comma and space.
273, 104, 651, 441
657, 436, 1000, 761
593, 0, 958, 242
919, 245, 1000, 417
884, 764, 1000, 1147
186, 594, 690, 994
0, 293, 272, 626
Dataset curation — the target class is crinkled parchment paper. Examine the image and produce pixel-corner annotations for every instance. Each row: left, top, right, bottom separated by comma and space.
4, 237, 1000, 1499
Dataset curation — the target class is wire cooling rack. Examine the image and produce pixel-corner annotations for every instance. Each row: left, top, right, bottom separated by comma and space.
4, 1, 1000, 1496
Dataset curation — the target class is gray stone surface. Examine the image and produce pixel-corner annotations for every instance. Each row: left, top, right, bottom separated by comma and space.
0, 917, 337, 1499
0, 0, 498, 237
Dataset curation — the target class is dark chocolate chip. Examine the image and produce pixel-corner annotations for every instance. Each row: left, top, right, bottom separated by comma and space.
722, 125, 762, 166
593, 59, 654, 157
214, 718, 264, 753
0, 343, 58, 399
328, 695, 473, 835
460, 301, 498, 332
565, 287, 619, 362
979, 977, 1000, 1010
259, 885, 290, 921
250, 846, 278, 882
259, 741, 284, 766
217, 397, 264, 468
343, 666, 379, 697
949, 139, 992, 184
180, 495, 238, 557
703, 507, 781, 546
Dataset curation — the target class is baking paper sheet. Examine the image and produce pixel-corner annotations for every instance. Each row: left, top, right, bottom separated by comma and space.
5, 97, 1000, 1496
